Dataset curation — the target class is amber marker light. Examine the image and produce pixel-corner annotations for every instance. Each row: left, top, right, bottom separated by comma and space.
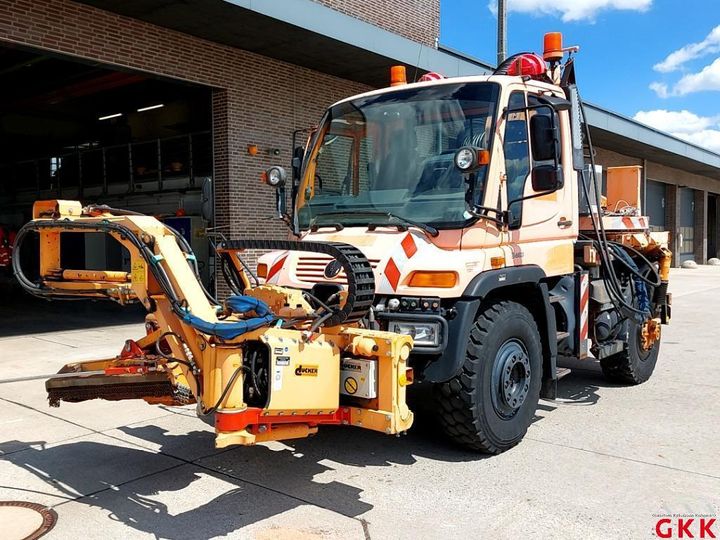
407, 271, 458, 288
477, 149, 490, 166
490, 256, 506, 269
390, 65, 407, 86
256, 263, 268, 279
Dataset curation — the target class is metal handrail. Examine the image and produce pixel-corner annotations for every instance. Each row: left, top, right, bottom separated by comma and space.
0, 130, 211, 198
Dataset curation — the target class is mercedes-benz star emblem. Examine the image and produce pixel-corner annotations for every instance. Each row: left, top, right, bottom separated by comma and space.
324, 259, 342, 279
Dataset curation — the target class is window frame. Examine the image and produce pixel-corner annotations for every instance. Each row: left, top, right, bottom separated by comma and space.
503, 90, 530, 229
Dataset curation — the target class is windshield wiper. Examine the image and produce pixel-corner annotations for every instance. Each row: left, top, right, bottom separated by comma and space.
309, 222, 344, 232
367, 212, 439, 238
310, 210, 438, 237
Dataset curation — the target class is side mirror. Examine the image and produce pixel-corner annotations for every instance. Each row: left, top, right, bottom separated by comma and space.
538, 95, 571, 112
291, 146, 304, 182
530, 115, 558, 161
531, 164, 564, 192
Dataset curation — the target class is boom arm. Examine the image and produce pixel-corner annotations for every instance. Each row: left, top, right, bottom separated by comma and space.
14, 200, 414, 448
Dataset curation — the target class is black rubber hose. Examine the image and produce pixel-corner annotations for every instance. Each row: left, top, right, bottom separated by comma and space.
197, 364, 249, 416
608, 242, 661, 287
302, 290, 334, 315
577, 95, 649, 320
15, 220, 187, 318
221, 239, 375, 326
220, 253, 243, 296
165, 224, 220, 306
235, 254, 259, 288
155, 331, 197, 372
86, 204, 144, 216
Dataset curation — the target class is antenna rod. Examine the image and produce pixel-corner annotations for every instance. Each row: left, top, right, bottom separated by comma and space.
497, 0, 507, 65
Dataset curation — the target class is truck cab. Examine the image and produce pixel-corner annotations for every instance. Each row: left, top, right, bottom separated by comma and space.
255, 35, 671, 453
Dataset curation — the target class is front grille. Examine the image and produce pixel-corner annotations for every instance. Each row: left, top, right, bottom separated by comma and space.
294, 255, 380, 285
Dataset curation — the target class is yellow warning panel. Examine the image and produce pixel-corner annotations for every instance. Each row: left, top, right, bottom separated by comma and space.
131, 260, 146, 284
340, 358, 376, 399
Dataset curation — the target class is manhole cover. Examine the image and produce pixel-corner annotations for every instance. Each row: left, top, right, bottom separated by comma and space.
0, 501, 57, 540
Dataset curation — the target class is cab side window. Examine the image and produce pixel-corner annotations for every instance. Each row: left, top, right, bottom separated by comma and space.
503, 92, 529, 228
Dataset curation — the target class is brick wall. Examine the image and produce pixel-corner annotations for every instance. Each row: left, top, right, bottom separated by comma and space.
313, 0, 440, 47
0, 0, 372, 274
593, 147, 642, 169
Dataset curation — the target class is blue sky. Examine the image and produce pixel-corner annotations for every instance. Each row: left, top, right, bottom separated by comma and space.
440, 0, 720, 152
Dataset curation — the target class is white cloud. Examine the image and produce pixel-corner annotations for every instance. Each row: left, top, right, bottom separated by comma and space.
633, 110, 717, 133
633, 109, 720, 153
673, 57, 720, 95
651, 57, 720, 97
649, 82, 669, 98
654, 25, 720, 73
491, 0, 652, 22
676, 130, 720, 153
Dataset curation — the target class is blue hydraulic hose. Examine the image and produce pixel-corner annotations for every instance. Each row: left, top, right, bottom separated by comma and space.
181, 295, 275, 339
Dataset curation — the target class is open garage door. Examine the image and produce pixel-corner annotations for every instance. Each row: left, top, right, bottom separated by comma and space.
0, 45, 214, 331
0, 46, 214, 279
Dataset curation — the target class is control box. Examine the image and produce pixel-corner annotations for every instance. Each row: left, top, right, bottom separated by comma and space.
339, 357, 377, 399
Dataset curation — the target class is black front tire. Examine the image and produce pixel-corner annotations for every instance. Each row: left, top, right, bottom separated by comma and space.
434, 300, 543, 454
600, 321, 660, 384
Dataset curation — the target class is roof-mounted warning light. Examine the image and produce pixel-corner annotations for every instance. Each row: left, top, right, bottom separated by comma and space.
390, 65, 407, 86
543, 32, 580, 63
507, 53, 546, 77
419, 71, 445, 82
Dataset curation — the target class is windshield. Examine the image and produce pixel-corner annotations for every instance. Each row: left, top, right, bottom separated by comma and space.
297, 82, 500, 230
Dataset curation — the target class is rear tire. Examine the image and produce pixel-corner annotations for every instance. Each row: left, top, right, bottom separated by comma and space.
600, 321, 660, 384
434, 300, 542, 454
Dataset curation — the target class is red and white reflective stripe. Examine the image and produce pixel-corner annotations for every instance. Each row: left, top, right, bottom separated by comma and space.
380, 233, 418, 291
266, 252, 288, 284
620, 216, 647, 229
579, 273, 590, 359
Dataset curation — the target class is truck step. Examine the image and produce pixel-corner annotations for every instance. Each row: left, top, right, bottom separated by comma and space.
556, 367, 572, 380
556, 331, 570, 341
548, 294, 565, 303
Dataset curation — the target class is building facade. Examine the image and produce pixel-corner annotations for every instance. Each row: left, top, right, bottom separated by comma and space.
0, 0, 718, 276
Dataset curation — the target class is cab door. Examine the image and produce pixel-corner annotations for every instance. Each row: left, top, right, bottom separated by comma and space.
501, 89, 576, 276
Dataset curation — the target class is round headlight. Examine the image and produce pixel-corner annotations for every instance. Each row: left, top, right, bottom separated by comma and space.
454, 147, 476, 171
265, 166, 287, 187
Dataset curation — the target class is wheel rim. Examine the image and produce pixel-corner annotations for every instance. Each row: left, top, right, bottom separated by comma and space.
491, 338, 531, 418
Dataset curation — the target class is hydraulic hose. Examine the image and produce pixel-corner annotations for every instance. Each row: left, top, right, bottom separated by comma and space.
85, 204, 144, 216
220, 239, 375, 326
576, 92, 652, 322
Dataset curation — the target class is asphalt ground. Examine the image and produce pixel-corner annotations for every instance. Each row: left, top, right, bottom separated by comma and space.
0, 267, 718, 539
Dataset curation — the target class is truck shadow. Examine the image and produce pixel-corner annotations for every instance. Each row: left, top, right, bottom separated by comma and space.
0, 364, 623, 537
0, 407, 481, 539
537, 357, 628, 415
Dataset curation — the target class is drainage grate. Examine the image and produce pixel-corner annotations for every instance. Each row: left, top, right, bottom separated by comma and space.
0, 501, 57, 540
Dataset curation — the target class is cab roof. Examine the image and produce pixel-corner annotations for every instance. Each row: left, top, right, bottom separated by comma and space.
330, 74, 564, 108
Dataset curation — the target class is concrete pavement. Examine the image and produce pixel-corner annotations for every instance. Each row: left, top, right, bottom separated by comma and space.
0, 267, 718, 539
